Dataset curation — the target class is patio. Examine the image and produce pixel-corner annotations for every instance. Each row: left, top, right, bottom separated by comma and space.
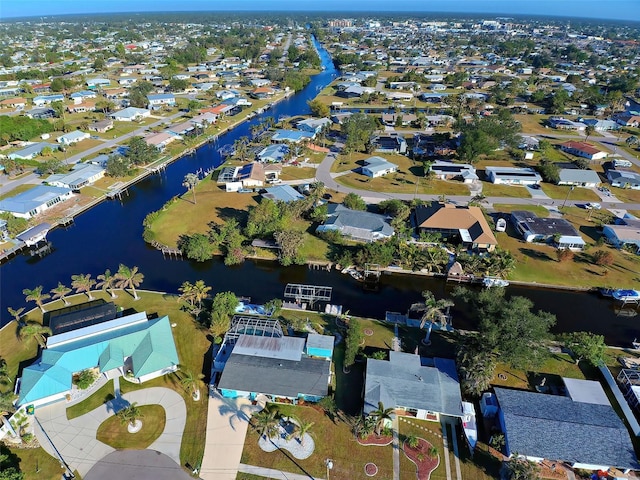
258, 417, 315, 460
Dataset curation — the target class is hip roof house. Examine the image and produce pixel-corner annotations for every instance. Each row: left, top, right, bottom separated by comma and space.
0, 185, 72, 219
18, 311, 179, 407
511, 210, 585, 250
316, 204, 394, 243
493, 382, 638, 471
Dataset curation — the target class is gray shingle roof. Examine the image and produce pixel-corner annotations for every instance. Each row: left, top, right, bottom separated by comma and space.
364, 352, 462, 417
318, 204, 394, 241
494, 387, 638, 469
217, 353, 330, 398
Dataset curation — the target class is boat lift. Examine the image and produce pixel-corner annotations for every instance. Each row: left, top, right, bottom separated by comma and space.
283, 283, 332, 309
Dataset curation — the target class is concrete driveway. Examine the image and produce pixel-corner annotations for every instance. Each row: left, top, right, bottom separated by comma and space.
199, 390, 263, 480
35, 387, 186, 477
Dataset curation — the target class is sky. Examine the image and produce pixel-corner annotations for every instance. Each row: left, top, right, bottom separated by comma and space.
1, 0, 639, 21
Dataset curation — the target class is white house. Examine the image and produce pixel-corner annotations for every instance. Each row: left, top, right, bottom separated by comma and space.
485, 167, 542, 185
0, 185, 73, 219
362, 156, 398, 178
147, 93, 176, 110
110, 107, 151, 122
557, 168, 601, 187
559, 141, 608, 161
47, 163, 105, 189
56, 130, 90, 145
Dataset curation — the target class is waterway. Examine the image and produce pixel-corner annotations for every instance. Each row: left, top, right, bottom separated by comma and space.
1, 37, 639, 346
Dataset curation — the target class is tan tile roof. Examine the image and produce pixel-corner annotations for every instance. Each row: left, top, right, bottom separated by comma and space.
417, 204, 497, 245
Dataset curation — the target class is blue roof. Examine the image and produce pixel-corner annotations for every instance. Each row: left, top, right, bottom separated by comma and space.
18, 314, 179, 405
147, 93, 175, 100
8, 142, 59, 160
271, 129, 314, 142
257, 144, 289, 162
70, 90, 96, 98
0, 185, 70, 215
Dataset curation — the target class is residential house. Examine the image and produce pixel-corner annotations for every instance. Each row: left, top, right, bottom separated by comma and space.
364, 352, 464, 423
271, 129, 315, 144
147, 93, 176, 110
32, 94, 65, 106
86, 78, 111, 89
257, 144, 289, 163
88, 119, 114, 133
485, 167, 542, 185
362, 156, 398, 178
415, 203, 498, 252
370, 133, 407, 154
250, 87, 275, 99
235, 162, 268, 188
607, 170, 640, 190
429, 162, 478, 183
57, 131, 90, 145
381, 113, 417, 126
559, 141, 608, 161
70, 90, 97, 103
0, 185, 73, 219
548, 117, 586, 131
581, 118, 620, 131
261, 185, 305, 203
168, 121, 197, 137
8, 142, 59, 160
17, 310, 179, 407
0, 97, 26, 109
215, 317, 333, 404
144, 132, 180, 151
557, 168, 601, 187
47, 163, 106, 190
616, 114, 640, 128
296, 117, 331, 135
25, 107, 56, 119
490, 382, 637, 471
603, 223, 640, 253
67, 101, 96, 114
110, 107, 150, 122
511, 210, 585, 250
316, 204, 394, 242
190, 112, 218, 127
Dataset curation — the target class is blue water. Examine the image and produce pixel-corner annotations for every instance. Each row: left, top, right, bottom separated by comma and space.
1, 37, 639, 346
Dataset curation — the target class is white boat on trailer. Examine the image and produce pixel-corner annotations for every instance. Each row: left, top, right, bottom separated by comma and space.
482, 276, 509, 288
612, 289, 640, 302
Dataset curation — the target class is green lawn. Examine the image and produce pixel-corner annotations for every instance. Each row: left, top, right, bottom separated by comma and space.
67, 380, 115, 419
279, 166, 317, 181
96, 404, 166, 449
3, 446, 66, 480
492, 204, 550, 217
481, 182, 532, 198
539, 183, 601, 201
610, 187, 640, 204
241, 403, 395, 480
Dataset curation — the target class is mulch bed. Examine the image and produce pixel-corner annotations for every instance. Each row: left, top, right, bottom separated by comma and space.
364, 462, 378, 476
403, 438, 439, 480
357, 433, 393, 446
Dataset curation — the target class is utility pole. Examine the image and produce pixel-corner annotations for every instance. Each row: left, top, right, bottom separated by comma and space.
562, 185, 575, 209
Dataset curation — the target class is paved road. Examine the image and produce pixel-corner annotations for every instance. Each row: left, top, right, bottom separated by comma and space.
0, 111, 185, 195
199, 390, 263, 480
85, 450, 194, 480
35, 386, 186, 477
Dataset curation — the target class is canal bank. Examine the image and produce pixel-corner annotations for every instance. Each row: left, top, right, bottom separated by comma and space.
0, 37, 638, 346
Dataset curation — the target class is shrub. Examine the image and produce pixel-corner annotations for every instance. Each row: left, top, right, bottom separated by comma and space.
406, 434, 419, 449
74, 369, 97, 390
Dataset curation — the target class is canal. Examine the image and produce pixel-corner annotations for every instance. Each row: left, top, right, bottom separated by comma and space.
1, 37, 639, 346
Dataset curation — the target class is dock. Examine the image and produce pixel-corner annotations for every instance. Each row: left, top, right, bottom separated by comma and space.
150, 241, 182, 258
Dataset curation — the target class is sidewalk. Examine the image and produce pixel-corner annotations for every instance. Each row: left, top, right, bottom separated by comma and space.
238, 463, 325, 480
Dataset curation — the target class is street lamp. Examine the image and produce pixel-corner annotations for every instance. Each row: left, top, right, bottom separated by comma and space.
562, 185, 575, 209
325, 458, 334, 479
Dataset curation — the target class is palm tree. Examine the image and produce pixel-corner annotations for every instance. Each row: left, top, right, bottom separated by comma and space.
370, 401, 394, 436
7, 307, 25, 324
97, 269, 118, 298
71, 274, 96, 300
292, 418, 315, 446
252, 407, 280, 439
180, 369, 205, 399
192, 280, 212, 310
0, 358, 11, 386
23, 286, 50, 313
116, 264, 144, 300
50, 282, 72, 306
18, 321, 52, 348
117, 402, 143, 428
178, 281, 195, 309
182, 173, 199, 204
419, 291, 454, 344
584, 124, 595, 142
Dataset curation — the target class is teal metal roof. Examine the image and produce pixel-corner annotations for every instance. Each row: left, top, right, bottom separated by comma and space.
18, 315, 178, 405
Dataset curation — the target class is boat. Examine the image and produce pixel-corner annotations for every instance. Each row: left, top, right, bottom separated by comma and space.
632, 338, 640, 350
495, 218, 507, 232
612, 289, 640, 302
482, 276, 509, 288
461, 401, 477, 451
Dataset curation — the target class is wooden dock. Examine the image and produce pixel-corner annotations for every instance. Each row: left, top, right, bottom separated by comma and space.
150, 241, 182, 258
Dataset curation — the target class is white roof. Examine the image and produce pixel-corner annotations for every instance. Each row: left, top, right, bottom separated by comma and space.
563, 378, 610, 405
